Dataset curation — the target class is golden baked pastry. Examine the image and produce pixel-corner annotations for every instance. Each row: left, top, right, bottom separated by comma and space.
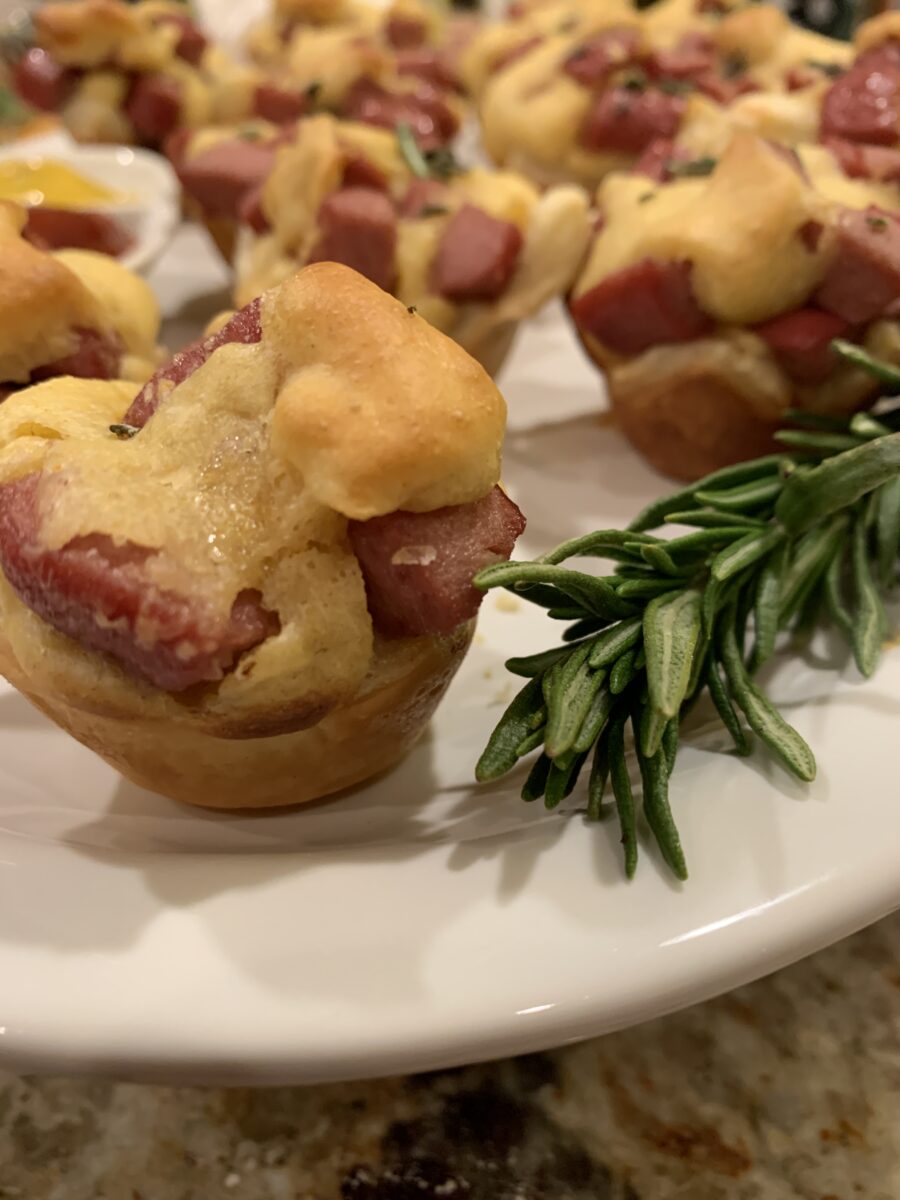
469, 0, 851, 187
172, 114, 590, 374
0, 263, 524, 809
568, 134, 900, 480
0, 200, 160, 393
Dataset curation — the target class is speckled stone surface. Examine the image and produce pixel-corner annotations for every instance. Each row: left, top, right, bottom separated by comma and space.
1, 912, 899, 1199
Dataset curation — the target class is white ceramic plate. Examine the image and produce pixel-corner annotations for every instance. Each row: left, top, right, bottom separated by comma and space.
0, 131, 180, 274
0, 223, 898, 1084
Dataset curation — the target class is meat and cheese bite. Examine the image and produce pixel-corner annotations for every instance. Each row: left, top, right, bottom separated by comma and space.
472, 0, 850, 187
569, 134, 900, 480
13, 0, 215, 147
0, 263, 525, 809
175, 114, 591, 375
0, 201, 160, 400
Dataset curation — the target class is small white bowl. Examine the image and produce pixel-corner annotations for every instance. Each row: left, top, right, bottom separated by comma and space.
0, 129, 180, 273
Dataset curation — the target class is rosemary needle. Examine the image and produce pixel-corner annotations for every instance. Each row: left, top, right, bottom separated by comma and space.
474, 357, 900, 881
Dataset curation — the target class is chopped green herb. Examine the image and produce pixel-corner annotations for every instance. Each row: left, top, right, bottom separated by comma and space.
722, 51, 748, 78
638, 192, 656, 203
806, 59, 844, 78
667, 156, 718, 178
109, 423, 140, 439
867, 215, 889, 232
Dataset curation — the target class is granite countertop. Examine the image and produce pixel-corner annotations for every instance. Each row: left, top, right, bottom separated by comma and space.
1, 912, 899, 1200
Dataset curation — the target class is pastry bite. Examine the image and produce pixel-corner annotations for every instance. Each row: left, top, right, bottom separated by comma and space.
0, 263, 525, 809
471, 0, 850, 188
568, 134, 900, 480
175, 114, 590, 375
13, 0, 217, 146
0, 200, 160, 399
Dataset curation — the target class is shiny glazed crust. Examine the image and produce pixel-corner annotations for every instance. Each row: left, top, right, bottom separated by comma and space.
0, 619, 473, 809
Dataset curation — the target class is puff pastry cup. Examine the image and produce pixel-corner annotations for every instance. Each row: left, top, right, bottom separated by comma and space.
0, 263, 524, 809
0, 200, 160, 395
568, 133, 900, 481
12, 0, 464, 153
173, 114, 591, 376
466, 0, 850, 188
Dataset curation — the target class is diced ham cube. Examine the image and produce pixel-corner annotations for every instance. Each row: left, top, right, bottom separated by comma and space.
579, 86, 686, 154
23, 207, 133, 257
430, 204, 523, 302
395, 47, 459, 91
754, 307, 850, 381
31, 328, 122, 383
124, 74, 183, 145
570, 257, 712, 355
693, 71, 759, 105
253, 83, 307, 124
348, 485, 525, 637
643, 33, 716, 81
174, 138, 278, 219
820, 63, 900, 146
154, 13, 208, 66
308, 188, 398, 293
824, 136, 900, 182
13, 48, 76, 112
0, 473, 277, 692
386, 15, 428, 49
340, 78, 458, 150
398, 177, 450, 217
342, 155, 389, 190
815, 206, 900, 323
564, 28, 642, 87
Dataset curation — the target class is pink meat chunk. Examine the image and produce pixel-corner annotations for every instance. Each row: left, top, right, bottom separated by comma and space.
824, 136, 900, 181
386, 14, 427, 49
815, 206, 900, 323
398, 177, 450, 217
340, 78, 458, 150
154, 12, 208, 65
23, 207, 133, 257
124, 298, 263, 428
175, 138, 278, 219
563, 28, 642, 87
693, 71, 759, 105
342, 155, 389, 190
124, 74, 183, 145
570, 257, 712, 355
395, 47, 459, 91
754, 307, 850, 382
307, 187, 397, 292
820, 63, 900, 146
348, 485, 526, 637
631, 136, 686, 181
430, 204, 523, 302
643, 33, 716, 81
579, 86, 686, 154
0, 473, 277, 692
13, 48, 77, 111
31, 327, 123, 383
252, 83, 308, 123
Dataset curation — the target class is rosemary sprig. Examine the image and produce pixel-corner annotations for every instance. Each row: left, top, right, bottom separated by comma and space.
475, 351, 900, 881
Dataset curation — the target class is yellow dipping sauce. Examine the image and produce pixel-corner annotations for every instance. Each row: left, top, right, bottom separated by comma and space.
0, 159, 127, 208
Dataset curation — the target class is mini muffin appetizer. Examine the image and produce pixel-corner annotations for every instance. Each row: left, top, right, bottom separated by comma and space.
816, 11, 900, 185
13, 0, 217, 146
472, 0, 850, 187
0, 263, 525, 809
569, 134, 900, 480
0, 200, 160, 400
175, 114, 591, 374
